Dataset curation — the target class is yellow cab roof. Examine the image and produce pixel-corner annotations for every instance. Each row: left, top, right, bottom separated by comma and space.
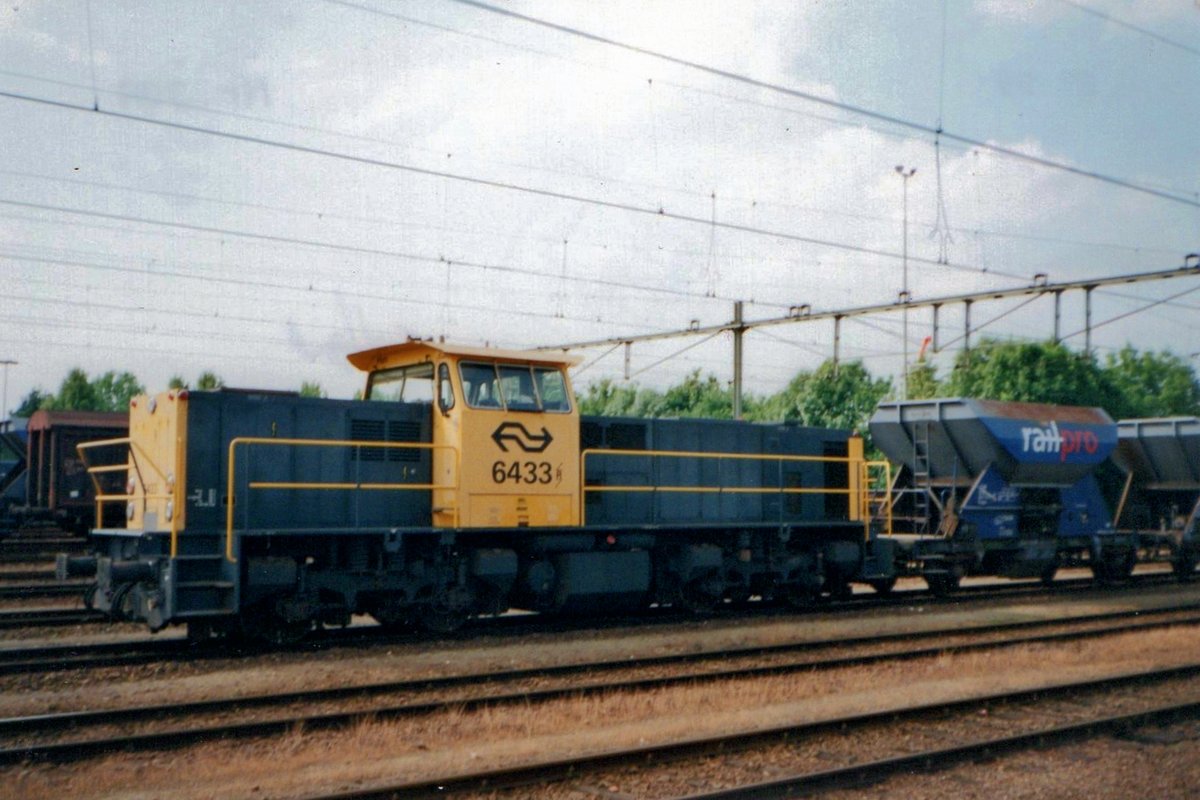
347, 340, 582, 372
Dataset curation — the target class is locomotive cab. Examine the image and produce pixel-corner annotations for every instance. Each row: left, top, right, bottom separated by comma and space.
347, 340, 582, 529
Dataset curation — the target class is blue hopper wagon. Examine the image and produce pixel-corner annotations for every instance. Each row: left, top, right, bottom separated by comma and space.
869, 398, 1130, 593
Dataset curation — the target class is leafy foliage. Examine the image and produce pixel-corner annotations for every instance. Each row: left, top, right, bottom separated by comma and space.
196, 371, 224, 391
941, 339, 1121, 410
38, 369, 145, 412
299, 381, 326, 398
13, 389, 50, 417
576, 339, 1200, 434
1101, 346, 1200, 418
746, 360, 891, 433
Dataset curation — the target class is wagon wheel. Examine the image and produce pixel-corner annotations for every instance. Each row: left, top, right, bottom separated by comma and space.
1040, 560, 1059, 587
82, 583, 98, 611
1093, 551, 1135, 585
925, 572, 960, 597
1174, 544, 1197, 582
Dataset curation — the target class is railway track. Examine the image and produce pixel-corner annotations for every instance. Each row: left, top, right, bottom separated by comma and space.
1, 604, 1198, 767
0, 573, 1191, 673
0, 608, 103, 631
0, 582, 89, 600
312, 664, 1200, 799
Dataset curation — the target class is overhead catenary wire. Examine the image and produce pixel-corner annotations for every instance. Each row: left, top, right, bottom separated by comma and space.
1062, 283, 1200, 341
627, 331, 724, 381
0, 90, 1027, 286
7, 164, 1184, 264
0, 193, 788, 312
1050, 0, 1200, 59
0, 251, 669, 334
447, 0, 1200, 211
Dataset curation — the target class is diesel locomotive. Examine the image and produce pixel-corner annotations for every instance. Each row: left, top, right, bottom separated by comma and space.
59, 341, 893, 640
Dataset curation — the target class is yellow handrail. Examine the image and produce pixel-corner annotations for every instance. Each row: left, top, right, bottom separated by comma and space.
580, 447, 879, 534
225, 437, 461, 563
78, 436, 183, 555
859, 460, 893, 536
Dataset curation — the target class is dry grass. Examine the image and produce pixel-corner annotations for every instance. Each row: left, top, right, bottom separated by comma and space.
8, 625, 1200, 799
6, 581, 1199, 717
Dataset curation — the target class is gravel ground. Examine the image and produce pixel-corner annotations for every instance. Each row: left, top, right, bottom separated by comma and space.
6, 618, 1200, 798
819, 718, 1200, 800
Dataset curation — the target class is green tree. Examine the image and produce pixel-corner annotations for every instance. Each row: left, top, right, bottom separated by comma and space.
39, 369, 144, 412
195, 371, 224, 391
167, 375, 189, 391
91, 371, 145, 411
790, 360, 892, 432
13, 389, 49, 417
46, 368, 98, 411
656, 371, 732, 419
905, 360, 941, 400
299, 381, 326, 398
1101, 345, 1200, 418
577, 378, 665, 417
942, 339, 1122, 411
745, 360, 890, 435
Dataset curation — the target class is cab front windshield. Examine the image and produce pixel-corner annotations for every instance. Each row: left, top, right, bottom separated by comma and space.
459, 362, 570, 412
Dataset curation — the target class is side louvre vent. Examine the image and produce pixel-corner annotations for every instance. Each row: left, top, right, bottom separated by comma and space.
350, 419, 387, 462
349, 419, 423, 463
386, 421, 422, 463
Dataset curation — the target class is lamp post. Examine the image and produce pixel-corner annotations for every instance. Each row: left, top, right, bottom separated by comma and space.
0, 360, 15, 427
895, 165, 916, 400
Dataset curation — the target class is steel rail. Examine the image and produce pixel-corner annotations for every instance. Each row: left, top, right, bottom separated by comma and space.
305, 662, 1200, 799
0, 573, 1185, 675
0, 608, 104, 630
2, 609, 1199, 766
0, 582, 89, 599
670, 703, 1200, 799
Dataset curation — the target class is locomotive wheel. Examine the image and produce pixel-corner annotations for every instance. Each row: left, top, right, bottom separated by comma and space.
678, 575, 723, 615
869, 577, 897, 596
825, 579, 854, 601
240, 601, 311, 645
109, 582, 135, 621
370, 607, 416, 634
418, 584, 474, 634
784, 583, 817, 609
1040, 562, 1059, 587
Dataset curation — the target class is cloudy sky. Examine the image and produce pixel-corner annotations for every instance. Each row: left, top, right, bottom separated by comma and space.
1, 0, 1198, 411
